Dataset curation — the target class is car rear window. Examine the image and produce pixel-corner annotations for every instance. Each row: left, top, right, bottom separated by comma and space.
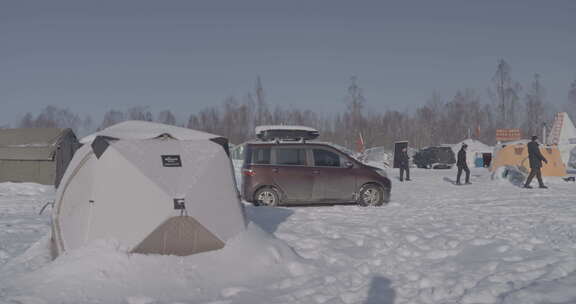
275, 148, 306, 166
313, 149, 341, 167
251, 147, 271, 164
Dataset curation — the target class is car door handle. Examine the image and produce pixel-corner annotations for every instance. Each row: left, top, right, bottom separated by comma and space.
272, 168, 279, 173
312, 170, 320, 174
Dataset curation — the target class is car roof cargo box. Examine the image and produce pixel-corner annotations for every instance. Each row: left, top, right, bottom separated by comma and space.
255, 125, 319, 142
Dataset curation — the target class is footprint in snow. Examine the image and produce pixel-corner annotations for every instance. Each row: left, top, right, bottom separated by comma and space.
221, 287, 249, 297
470, 239, 494, 246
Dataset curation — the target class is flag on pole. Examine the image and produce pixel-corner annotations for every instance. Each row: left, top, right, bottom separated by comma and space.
356, 132, 365, 153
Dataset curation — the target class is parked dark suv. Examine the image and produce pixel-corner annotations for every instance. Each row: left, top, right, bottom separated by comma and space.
412, 146, 456, 169
242, 142, 391, 206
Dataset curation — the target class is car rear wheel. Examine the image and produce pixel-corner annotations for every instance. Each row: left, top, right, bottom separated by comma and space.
255, 187, 280, 207
358, 184, 384, 207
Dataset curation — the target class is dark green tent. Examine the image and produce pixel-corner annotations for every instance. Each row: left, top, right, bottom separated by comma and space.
0, 128, 80, 187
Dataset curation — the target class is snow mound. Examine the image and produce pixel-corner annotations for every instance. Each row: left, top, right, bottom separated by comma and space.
0, 223, 312, 303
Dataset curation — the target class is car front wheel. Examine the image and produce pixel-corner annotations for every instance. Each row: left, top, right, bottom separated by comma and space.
254, 187, 280, 207
357, 184, 385, 207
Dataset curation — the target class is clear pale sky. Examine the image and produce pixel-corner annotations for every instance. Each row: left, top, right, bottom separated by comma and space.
2, 0, 576, 125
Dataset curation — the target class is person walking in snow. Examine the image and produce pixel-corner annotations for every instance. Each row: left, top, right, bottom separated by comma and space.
523, 135, 548, 189
456, 143, 471, 185
398, 147, 410, 181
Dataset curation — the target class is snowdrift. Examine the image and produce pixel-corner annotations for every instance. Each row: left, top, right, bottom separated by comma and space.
1, 223, 312, 303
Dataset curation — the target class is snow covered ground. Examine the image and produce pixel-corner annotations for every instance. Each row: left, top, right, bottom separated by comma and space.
1, 167, 576, 304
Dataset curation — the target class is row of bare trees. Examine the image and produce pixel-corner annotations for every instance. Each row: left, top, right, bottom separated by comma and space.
14, 60, 576, 150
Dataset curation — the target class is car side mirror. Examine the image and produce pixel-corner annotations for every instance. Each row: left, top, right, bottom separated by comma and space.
344, 161, 354, 168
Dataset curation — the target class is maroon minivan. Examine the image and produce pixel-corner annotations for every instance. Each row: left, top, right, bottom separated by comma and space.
241, 142, 391, 206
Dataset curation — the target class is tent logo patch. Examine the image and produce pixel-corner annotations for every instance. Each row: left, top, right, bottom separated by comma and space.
173, 198, 185, 210
162, 155, 182, 167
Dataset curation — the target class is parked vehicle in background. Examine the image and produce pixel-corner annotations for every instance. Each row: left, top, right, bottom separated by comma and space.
242, 126, 391, 207
360, 146, 393, 168
413, 146, 456, 169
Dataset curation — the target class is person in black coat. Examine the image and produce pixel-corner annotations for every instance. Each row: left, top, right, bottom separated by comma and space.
456, 143, 471, 185
398, 147, 410, 181
523, 135, 548, 189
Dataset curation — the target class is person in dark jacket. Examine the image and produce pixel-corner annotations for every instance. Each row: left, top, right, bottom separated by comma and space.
524, 135, 548, 189
398, 147, 410, 181
456, 143, 471, 185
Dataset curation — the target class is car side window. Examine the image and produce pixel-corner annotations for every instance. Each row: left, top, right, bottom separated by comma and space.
275, 148, 306, 166
252, 147, 271, 164
313, 149, 341, 167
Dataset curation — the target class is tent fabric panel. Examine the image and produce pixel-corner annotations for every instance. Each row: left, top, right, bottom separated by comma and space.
181, 141, 246, 242
0, 128, 67, 147
0, 160, 55, 185
131, 216, 225, 256
52, 145, 97, 255
209, 137, 230, 156
54, 144, 93, 195
0, 147, 55, 160
552, 112, 576, 145
112, 139, 245, 242
111, 139, 188, 196
81, 121, 219, 143
491, 144, 566, 177
57, 155, 96, 251
87, 146, 173, 250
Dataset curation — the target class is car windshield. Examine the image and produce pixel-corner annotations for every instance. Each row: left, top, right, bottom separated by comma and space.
323, 143, 363, 162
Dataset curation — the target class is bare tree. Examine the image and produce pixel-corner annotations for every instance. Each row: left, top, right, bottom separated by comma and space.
343, 76, 367, 149
18, 106, 82, 133
99, 110, 126, 130
186, 114, 200, 130
157, 110, 177, 125
566, 78, 576, 120
413, 92, 443, 147
127, 106, 153, 121
489, 59, 522, 128
254, 76, 271, 126
78, 115, 94, 137
18, 113, 35, 128
523, 74, 547, 137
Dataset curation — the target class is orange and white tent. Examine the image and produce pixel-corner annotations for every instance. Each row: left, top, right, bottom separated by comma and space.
490, 140, 566, 176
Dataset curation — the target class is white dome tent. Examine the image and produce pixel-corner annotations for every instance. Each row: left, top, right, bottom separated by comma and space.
51, 121, 246, 258
451, 139, 493, 168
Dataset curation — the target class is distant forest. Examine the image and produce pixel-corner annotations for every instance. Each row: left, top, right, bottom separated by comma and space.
14, 59, 576, 150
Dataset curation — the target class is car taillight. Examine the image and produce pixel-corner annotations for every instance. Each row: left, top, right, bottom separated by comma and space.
243, 168, 256, 176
